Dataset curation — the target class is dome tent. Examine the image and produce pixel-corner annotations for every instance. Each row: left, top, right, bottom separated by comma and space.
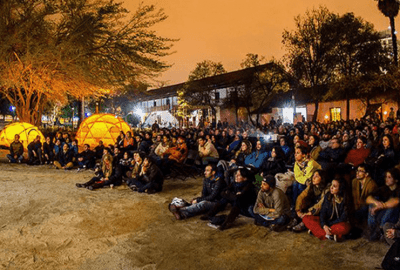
76, 114, 131, 149
0, 122, 45, 149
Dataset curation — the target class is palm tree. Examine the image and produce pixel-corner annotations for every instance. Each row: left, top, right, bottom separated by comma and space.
377, 0, 400, 66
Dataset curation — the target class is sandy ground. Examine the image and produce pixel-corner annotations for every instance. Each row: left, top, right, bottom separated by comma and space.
0, 154, 390, 270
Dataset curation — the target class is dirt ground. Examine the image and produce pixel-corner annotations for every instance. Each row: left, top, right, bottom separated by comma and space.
0, 155, 390, 270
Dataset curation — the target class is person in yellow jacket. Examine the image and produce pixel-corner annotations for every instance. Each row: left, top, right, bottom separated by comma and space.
292, 145, 321, 209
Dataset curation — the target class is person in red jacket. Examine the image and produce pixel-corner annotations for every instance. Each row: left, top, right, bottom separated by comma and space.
344, 137, 370, 167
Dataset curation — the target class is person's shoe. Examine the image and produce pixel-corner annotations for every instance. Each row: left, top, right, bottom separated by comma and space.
18, 159, 22, 163
333, 234, 339, 242
76, 183, 84, 188
8, 159, 11, 163
286, 218, 298, 230
86, 186, 94, 190
325, 234, 334, 240
207, 222, 220, 229
77, 168, 83, 172
308, 229, 313, 236
292, 222, 306, 233
168, 204, 182, 220
129, 185, 138, 191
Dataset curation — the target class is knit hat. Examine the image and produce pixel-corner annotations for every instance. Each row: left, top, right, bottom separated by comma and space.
262, 175, 276, 188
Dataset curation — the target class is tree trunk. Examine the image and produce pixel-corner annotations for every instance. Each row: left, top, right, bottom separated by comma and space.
312, 101, 319, 122
390, 16, 398, 67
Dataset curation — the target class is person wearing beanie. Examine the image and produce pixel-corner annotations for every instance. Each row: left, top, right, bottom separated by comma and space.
253, 174, 291, 231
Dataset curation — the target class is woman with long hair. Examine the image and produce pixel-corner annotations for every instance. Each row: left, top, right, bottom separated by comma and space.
289, 170, 330, 232
260, 146, 286, 177
303, 178, 351, 241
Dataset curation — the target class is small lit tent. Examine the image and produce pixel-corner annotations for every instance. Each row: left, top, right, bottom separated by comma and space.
0, 122, 45, 149
76, 114, 131, 149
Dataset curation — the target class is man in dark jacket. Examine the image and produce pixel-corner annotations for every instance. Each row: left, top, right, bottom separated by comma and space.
317, 137, 345, 170
76, 144, 95, 171
27, 135, 42, 165
7, 134, 24, 163
169, 164, 224, 219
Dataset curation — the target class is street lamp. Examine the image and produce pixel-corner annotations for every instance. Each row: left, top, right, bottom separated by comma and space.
95, 102, 99, 114
71, 107, 74, 132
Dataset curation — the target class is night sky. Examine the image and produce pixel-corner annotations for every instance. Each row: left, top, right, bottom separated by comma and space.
125, 0, 398, 85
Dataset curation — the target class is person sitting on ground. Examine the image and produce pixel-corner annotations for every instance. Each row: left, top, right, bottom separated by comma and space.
230, 140, 252, 167
149, 134, 162, 155
54, 143, 74, 170
292, 145, 321, 209
126, 151, 145, 188
366, 167, 400, 241
54, 139, 62, 158
154, 135, 171, 161
279, 136, 291, 163
135, 134, 150, 154
94, 140, 105, 160
116, 131, 125, 150
303, 178, 351, 241
76, 144, 95, 171
7, 134, 24, 163
123, 131, 135, 153
27, 135, 43, 165
119, 151, 133, 179
344, 137, 371, 168
253, 175, 291, 231
308, 134, 322, 162
370, 134, 397, 186
42, 136, 54, 164
198, 136, 219, 167
128, 156, 164, 194
160, 136, 188, 175
350, 164, 378, 228
207, 167, 257, 231
223, 134, 241, 160
76, 154, 114, 190
317, 137, 345, 170
244, 140, 269, 171
260, 146, 287, 177
169, 164, 224, 220
69, 139, 79, 158
288, 170, 330, 232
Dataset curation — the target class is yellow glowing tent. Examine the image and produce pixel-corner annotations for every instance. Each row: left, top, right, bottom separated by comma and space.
0, 122, 45, 149
76, 113, 131, 149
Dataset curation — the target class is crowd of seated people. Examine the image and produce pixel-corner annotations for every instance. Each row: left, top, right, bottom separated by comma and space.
5, 116, 400, 246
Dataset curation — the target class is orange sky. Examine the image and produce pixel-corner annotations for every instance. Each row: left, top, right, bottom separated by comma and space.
124, 0, 398, 86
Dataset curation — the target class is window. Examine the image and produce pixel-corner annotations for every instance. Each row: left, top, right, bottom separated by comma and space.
330, 108, 341, 121
215, 92, 220, 101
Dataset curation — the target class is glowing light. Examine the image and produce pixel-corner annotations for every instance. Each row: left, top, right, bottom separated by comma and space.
384, 111, 388, 115
325, 115, 329, 119
135, 108, 143, 116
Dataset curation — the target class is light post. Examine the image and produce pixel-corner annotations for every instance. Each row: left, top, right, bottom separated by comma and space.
95, 101, 99, 114
71, 107, 74, 132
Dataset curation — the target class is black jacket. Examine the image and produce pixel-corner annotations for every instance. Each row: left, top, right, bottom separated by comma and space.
196, 176, 225, 203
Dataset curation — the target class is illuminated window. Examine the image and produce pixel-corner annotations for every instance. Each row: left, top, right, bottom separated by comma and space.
330, 108, 341, 121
